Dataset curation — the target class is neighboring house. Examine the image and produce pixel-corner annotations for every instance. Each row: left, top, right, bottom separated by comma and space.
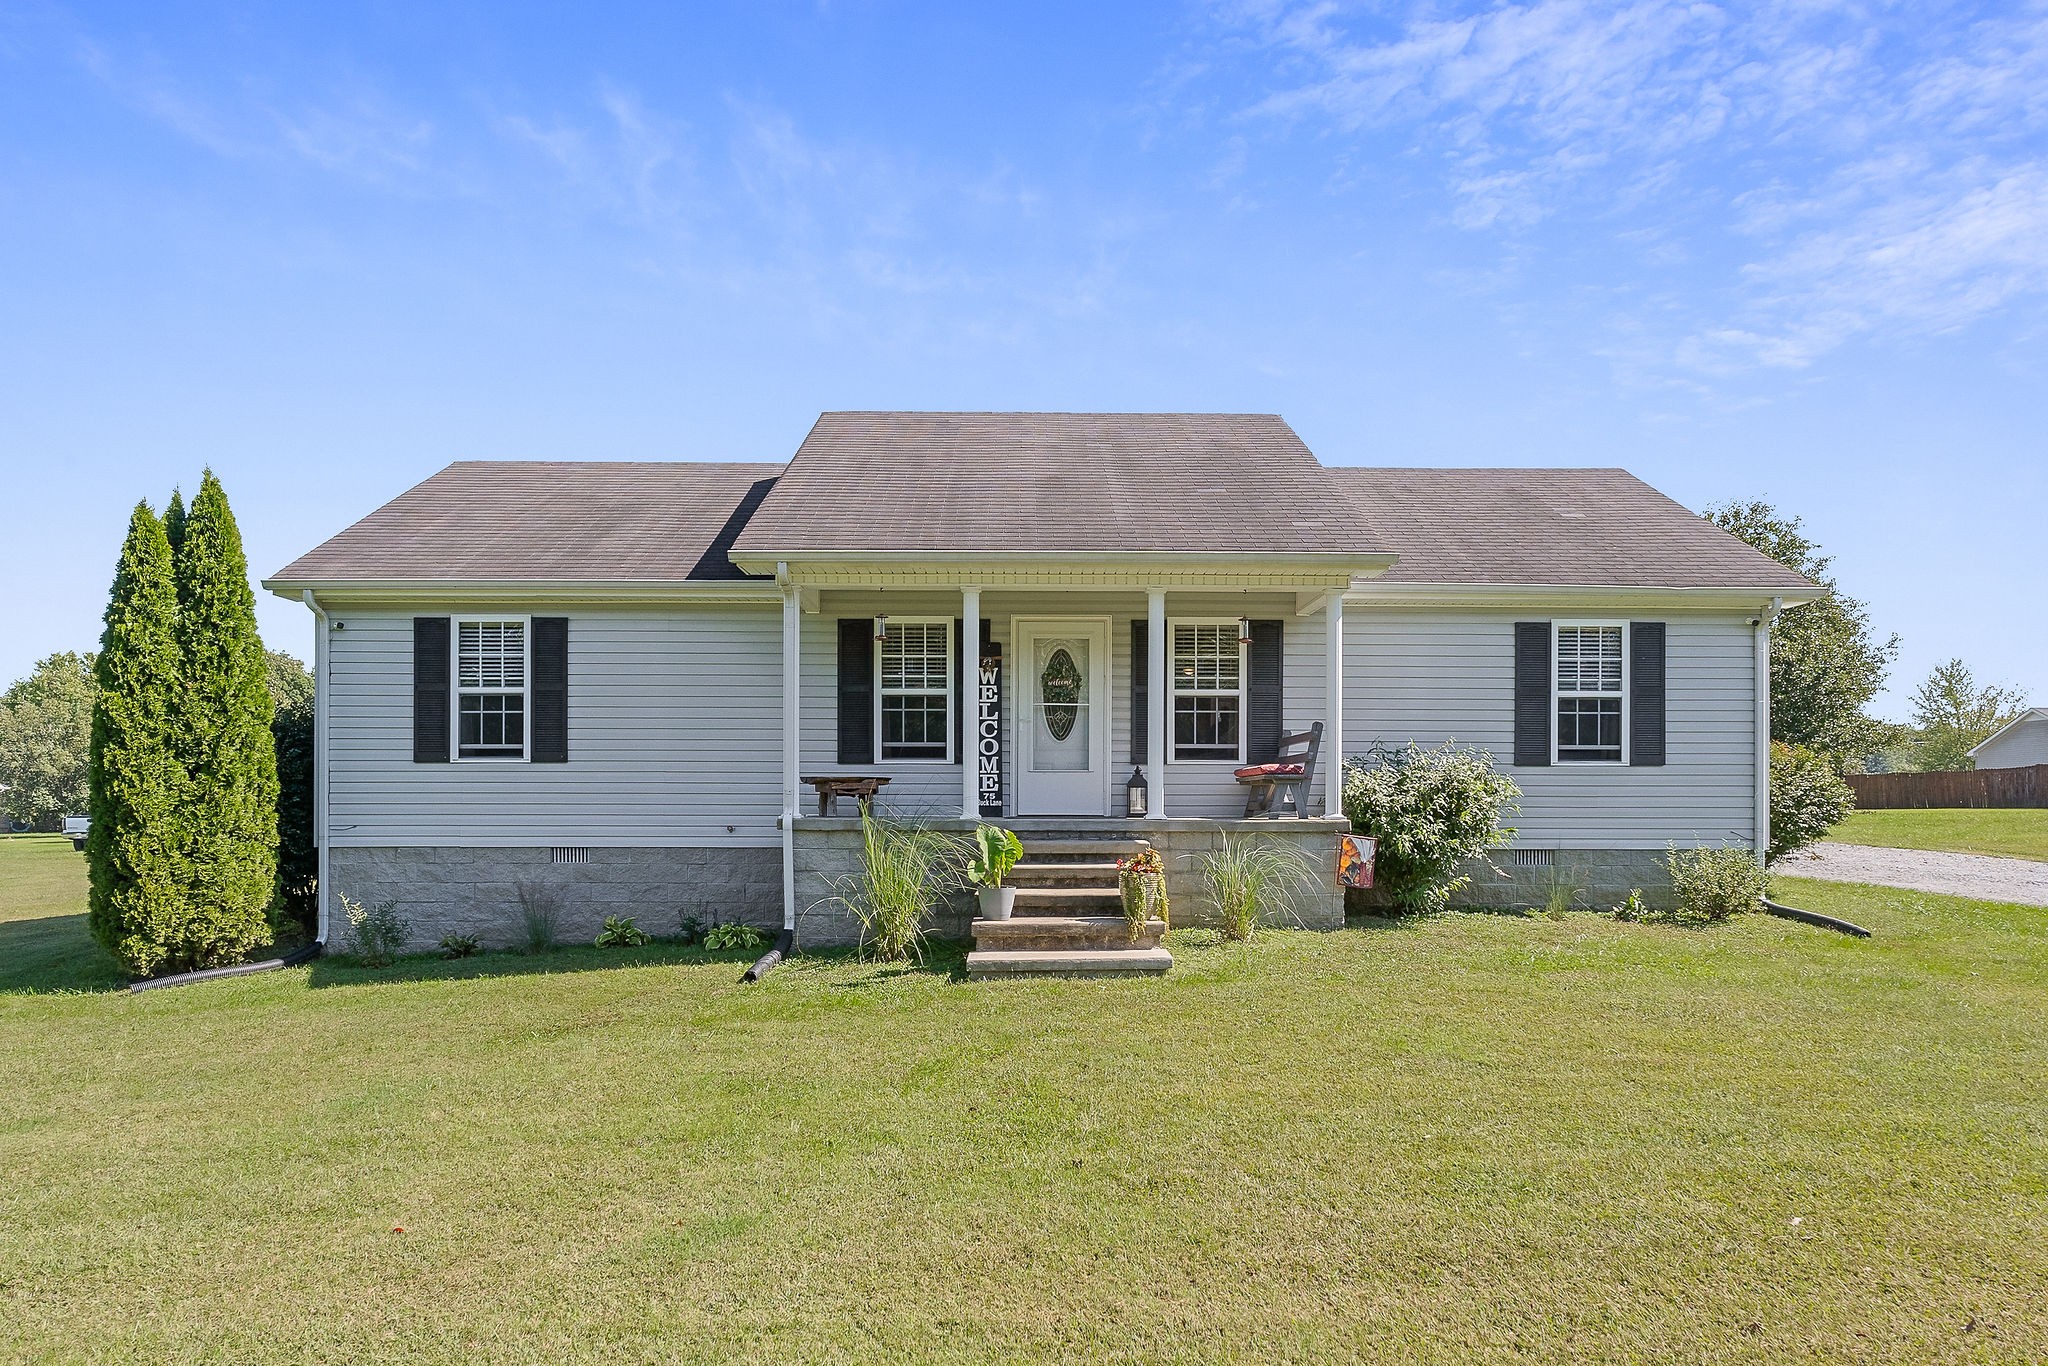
264, 412, 1818, 952
1968, 708, 2048, 769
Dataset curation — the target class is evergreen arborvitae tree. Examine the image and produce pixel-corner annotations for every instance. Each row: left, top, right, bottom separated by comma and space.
163, 488, 187, 557
170, 470, 277, 966
87, 503, 191, 975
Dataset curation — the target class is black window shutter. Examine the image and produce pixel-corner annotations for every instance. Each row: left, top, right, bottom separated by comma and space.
1247, 620, 1284, 764
836, 619, 874, 765
1630, 621, 1667, 767
531, 617, 568, 763
1130, 619, 1148, 764
949, 619, 969, 765
1513, 622, 1552, 767
413, 616, 450, 763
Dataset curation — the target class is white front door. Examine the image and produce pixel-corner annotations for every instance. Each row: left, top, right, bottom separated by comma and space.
1014, 618, 1111, 816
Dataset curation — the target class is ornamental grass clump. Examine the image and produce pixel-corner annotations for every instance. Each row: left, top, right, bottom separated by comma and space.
1341, 741, 1520, 915
816, 811, 969, 962
1196, 835, 1318, 943
339, 892, 408, 967
515, 879, 563, 953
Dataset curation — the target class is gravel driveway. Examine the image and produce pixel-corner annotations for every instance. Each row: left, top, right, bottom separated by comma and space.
1777, 842, 2048, 907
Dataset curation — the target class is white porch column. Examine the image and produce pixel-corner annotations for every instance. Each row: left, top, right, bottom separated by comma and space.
1147, 588, 1168, 818
1324, 592, 1345, 818
961, 586, 981, 820
781, 573, 800, 932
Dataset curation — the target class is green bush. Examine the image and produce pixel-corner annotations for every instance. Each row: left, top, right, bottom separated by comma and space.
1769, 741, 1855, 864
340, 893, 408, 966
1195, 835, 1318, 943
594, 915, 650, 948
438, 933, 480, 959
269, 651, 316, 940
704, 922, 767, 952
1667, 845, 1769, 923
1341, 742, 1520, 914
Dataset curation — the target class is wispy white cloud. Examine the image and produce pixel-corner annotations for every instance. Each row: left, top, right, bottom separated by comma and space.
1207, 1, 2048, 370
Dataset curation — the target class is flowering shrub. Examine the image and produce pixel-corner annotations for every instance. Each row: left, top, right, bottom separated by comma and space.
1341, 742, 1520, 914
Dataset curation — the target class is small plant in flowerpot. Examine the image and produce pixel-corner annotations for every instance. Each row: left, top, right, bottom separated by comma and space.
966, 824, 1025, 921
1118, 845, 1168, 940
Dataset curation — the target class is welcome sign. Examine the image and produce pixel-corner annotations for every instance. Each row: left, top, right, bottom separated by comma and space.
977, 645, 1004, 817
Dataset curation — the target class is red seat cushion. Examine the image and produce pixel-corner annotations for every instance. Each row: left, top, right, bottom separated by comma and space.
1233, 763, 1306, 780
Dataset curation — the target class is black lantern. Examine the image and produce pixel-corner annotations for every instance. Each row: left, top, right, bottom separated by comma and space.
1126, 766, 1149, 818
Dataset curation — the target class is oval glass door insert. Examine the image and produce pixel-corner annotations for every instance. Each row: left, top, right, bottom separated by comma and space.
1040, 647, 1082, 741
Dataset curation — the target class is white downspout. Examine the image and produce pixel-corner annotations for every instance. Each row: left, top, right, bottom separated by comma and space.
1754, 596, 1782, 858
780, 567, 800, 934
301, 590, 331, 945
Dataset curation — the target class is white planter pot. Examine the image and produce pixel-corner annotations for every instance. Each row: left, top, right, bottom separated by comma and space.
978, 885, 1016, 921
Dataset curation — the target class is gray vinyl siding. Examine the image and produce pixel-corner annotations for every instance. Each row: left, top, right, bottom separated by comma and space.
1972, 715, 2048, 769
802, 591, 1328, 820
1343, 606, 1757, 848
326, 605, 783, 846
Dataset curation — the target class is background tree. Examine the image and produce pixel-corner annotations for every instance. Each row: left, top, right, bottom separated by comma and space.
86, 503, 191, 975
0, 652, 95, 829
169, 470, 277, 965
1705, 500, 1899, 763
267, 649, 317, 938
1907, 659, 2028, 772
163, 487, 187, 556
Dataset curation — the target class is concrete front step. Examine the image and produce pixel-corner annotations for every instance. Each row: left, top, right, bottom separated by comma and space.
973, 915, 1166, 951
1011, 886, 1123, 912
965, 946, 1174, 978
1008, 861, 1123, 884
1017, 838, 1151, 860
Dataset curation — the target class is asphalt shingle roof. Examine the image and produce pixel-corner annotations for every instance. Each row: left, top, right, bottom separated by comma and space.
269, 461, 784, 583
1334, 467, 1818, 591
729, 411, 1380, 556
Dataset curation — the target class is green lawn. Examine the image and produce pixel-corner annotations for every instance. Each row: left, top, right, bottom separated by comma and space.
2, 835, 2044, 1363
1831, 807, 2048, 862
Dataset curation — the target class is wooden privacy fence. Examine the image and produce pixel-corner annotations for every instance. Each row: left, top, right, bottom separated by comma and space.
1846, 764, 2048, 810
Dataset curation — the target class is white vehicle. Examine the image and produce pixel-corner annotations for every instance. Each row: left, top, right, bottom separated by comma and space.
62, 814, 90, 852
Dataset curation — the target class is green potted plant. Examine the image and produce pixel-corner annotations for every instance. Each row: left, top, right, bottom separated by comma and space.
966, 824, 1025, 921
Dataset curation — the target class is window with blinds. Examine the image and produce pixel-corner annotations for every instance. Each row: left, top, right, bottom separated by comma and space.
877, 620, 952, 761
1555, 624, 1624, 763
456, 618, 528, 759
1171, 622, 1244, 761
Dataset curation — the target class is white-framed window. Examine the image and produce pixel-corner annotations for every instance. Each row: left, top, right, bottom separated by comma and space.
1554, 622, 1626, 764
1170, 620, 1245, 762
454, 617, 529, 760
876, 619, 953, 762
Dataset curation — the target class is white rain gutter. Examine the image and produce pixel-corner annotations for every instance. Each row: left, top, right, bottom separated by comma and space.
302, 590, 332, 945
778, 563, 799, 935
1754, 596, 1782, 858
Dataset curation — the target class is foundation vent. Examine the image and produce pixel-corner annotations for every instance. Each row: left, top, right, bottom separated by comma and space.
1512, 849, 1556, 868
551, 847, 591, 865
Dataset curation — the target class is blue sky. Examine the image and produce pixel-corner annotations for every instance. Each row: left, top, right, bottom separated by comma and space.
2, 1, 2042, 717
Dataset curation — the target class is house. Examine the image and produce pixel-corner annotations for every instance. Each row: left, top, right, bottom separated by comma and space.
263, 412, 1818, 956
1968, 708, 2048, 769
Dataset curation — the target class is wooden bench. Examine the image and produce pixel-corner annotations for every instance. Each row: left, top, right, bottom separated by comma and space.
800, 775, 891, 817
1234, 722, 1323, 818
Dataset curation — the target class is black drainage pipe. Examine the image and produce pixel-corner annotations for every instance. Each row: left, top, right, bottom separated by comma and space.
1763, 898, 1871, 938
742, 929, 794, 983
129, 940, 324, 994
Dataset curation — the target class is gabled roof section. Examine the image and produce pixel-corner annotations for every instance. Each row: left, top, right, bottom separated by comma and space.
268, 461, 783, 586
1334, 467, 1821, 593
730, 412, 1384, 558
1969, 708, 2048, 757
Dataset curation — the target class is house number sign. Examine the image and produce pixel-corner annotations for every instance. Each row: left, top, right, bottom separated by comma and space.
977, 646, 1004, 817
